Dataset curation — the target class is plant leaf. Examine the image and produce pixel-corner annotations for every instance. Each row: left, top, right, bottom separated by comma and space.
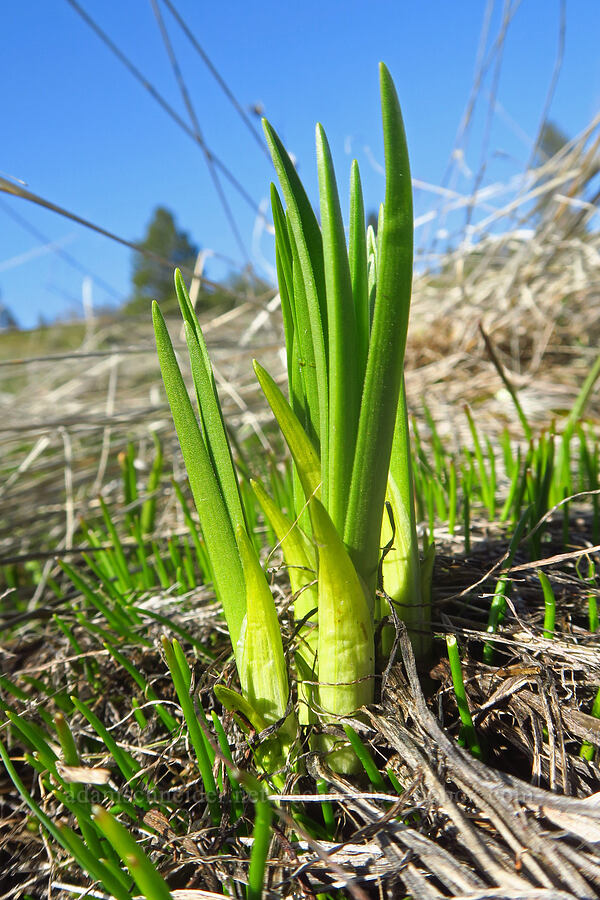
251, 478, 318, 724
235, 525, 294, 741
379, 376, 430, 658
93, 806, 172, 900
344, 62, 414, 595
214, 684, 268, 734
309, 497, 374, 772
316, 123, 360, 532
349, 159, 369, 382
253, 359, 321, 503
152, 301, 246, 648
176, 270, 246, 534
286, 213, 322, 448
263, 117, 329, 471
250, 478, 316, 610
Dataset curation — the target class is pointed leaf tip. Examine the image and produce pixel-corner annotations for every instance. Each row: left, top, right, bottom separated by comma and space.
261, 117, 272, 140
151, 299, 162, 326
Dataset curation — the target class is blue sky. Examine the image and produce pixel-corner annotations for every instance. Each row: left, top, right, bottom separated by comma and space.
2, 1, 599, 329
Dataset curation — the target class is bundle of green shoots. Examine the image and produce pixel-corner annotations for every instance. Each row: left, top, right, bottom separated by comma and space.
153, 63, 430, 774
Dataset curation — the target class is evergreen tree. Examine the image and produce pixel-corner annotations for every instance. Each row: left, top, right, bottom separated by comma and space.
0, 289, 18, 330
535, 120, 569, 165
127, 207, 198, 314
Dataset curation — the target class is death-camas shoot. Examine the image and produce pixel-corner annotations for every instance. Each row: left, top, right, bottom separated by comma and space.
153, 62, 430, 774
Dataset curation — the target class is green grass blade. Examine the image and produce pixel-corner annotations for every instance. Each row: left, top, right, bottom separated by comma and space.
483, 577, 510, 665
58, 559, 136, 637
246, 777, 272, 900
151, 541, 171, 589
59, 825, 132, 900
316, 123, 360, 531
538, 571, 556, 639
6, 710, 57, 772
0, 738, 57, 838
0, 673, 35, 703
580, 685, 600, 761
210, 710, 244, 819
465, 406, 493, 517
131, 519, 154, 590
141, 432, 163, 535
342, 724, 386, 791
0, 737, 132, 900
588, 576, 599, 633
103, 642, 179, 733
99, 496, 134, 590
70, 696, 140, 783
446, 635, 483, 760
171, 478, 211, 576
152, 300, 246, 648
316, 777, 335, 834
214, 684, 268, 734
119, 443, 137, 520
500, 446, 523, 522
53, 712, 80, 766
386, 767, 404, 795
344, 63, 414, 593
171, 641, 216, 767
564, 349, 600, 440
448, 459, 458, 534
161, 636, 220, 824
93, 806, 172, 900
79, 539, 123, 602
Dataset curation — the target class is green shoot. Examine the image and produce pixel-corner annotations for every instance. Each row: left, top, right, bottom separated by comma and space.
446, 635, 482, 760
94, 806, 172, 900
316, 777, 335, 833
103, 641, 179, 732
586, 559, 599, 633
140, 432, 163, 535
0, 737, 132, 900
245, 775, 273, 900
342, 724, 387, 791
483, 576, 510, 665
152, 64, 427, 775
538, 571, 556, 639
161, 636, 220, 824
211, 709, 244, 820
579, 686, 600, 762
